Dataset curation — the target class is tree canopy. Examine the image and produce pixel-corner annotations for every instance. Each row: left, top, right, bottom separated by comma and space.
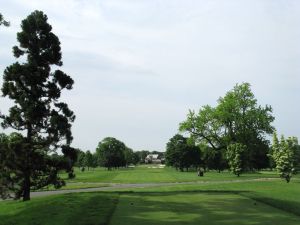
180, 83, 274, 171
0, 11, 75, 201
165, 134, 201, 171
96, 137, 126, 170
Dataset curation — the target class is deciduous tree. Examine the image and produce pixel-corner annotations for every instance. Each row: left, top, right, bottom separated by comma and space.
165, 134, 201, 171
286, 137, 300, 172
132, 152, 140, 165
96, 137, 126, 170
76, 150, 86, 169
180, 83, 274, 171
124, 147, 134, 167
200, 143, 227, 172
84, 150, 94, 171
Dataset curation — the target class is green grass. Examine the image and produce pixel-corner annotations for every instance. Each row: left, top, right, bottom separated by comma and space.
1, 167, 300, 225
59, 166, 280, 184
40, 166, 298, 192
0, 192, 119, 225
110, 192, 300, 225
119, 179, 300, 217
1, 182, 300, 225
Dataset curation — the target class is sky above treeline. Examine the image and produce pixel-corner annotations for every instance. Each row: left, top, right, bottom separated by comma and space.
0, 0, 299, 152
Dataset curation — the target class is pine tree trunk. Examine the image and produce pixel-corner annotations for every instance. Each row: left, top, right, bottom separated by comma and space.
23, 172, 31, 201
23, 123, 32, 201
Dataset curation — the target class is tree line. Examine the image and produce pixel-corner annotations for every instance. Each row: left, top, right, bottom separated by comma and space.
75, 137, 139, 170
165, 83, 300, 181
75, 138, 164, 171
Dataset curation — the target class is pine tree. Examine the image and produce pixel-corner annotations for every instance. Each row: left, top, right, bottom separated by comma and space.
0, 11, 75, 200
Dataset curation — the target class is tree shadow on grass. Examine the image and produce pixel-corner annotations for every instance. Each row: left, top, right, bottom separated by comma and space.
1, 190, 300, 225
240, 193, 300, 217
110, 191, 300, 225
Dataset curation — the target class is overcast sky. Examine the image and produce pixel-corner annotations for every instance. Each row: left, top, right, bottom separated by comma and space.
0, 0, 299, 152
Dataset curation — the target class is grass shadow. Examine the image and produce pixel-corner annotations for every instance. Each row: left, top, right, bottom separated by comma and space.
1, 190, 300, 225
110, 191, 300, 225
240, 193, 300, 217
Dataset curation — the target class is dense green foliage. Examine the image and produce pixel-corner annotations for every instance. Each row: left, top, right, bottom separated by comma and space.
0, 133, 75, 198
95, 137, 143, 169
180, 83, 274, 172
75, 147, 140, 172
0, 133, 14, 199
84, 150, 96, 170
75, 150, 97, 171
165, 134, 201, 171
200, 144, 227, 172
96, 137, 127, 169
0, 11, 75, 201
124, 147, 139, 166
134, 150, 150, 163
76, 150, 86, 168
61, 145, 78, 179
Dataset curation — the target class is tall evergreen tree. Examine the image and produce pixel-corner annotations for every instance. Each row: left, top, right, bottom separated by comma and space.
0, 11, 75, 201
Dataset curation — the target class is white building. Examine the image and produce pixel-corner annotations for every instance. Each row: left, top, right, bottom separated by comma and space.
145, 154, 164, 164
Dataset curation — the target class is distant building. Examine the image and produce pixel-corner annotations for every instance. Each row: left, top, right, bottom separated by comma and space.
145, 154, 165, 164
